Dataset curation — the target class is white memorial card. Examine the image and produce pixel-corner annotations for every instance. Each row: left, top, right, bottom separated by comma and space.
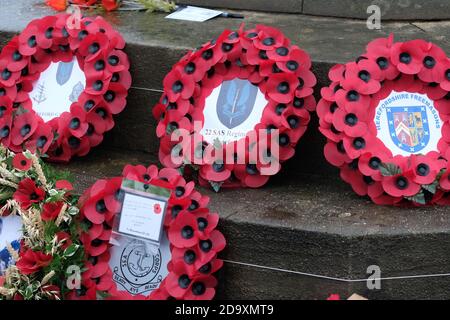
166, 6, 223, 22
118, 193, 167, 243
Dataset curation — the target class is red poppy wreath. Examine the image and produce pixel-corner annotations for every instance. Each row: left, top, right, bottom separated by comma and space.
0, 13, 131, 162
318, 35, 450, 206
74, 164, 226, 300
153, 25, 316, 191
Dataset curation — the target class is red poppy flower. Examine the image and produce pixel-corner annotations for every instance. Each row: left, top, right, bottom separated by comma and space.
13, 178, 46, 209
87, 236, 108, 257
165, 262, 217, 300
55, 179, 73, 191
163, 69, 195, 102
341, 162, 373, 196
0, 114, 13, 149
410, 153, 446, 185
341, 60, 382, 95
0, 37, 28, 72
332, 103, 370, 138
266, 73, 299, 104
12, 153, 32, 171
46, 0, 68, 11
329, 64, 346, 82
323, 141, 350, 167
439, 168, 450, 191
102, 0, 120, 11
335, 87, 371, 112
253, 25, 288, 51
56, 231, 73, 251
0, 59, 21, 88
16, 248, 52, 275
380, 158, 421, 198
417, 43, 448, 83
10, 110, 38, 146
169, 211, 200, 248
82, 189, 114, 225
24, 121, 53, 154
41, 201, 65, 222
199, 162, 232, 183
391, 39, 428, 75
327, 294, 341, 301
365, 35, 400, 81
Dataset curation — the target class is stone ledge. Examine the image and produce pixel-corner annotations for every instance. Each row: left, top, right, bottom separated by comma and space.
2, 0, 450, 70
182, 0, 450, 21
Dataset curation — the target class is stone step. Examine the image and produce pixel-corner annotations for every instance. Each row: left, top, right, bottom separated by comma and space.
181, 0, 450, 20
3, 0, 450, 177
54, 146, 450, 299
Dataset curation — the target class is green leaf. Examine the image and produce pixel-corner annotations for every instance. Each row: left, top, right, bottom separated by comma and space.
209, 181, 223, 193
379, 163, 402, 177
23, 284, 35, 300
63, 244, 79, 258
406, 191, 426, 205
97, 290, 112, 300
422, 180, 439, 195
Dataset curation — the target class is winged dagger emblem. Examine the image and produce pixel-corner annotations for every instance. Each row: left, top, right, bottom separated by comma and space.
217, 79, 259, 129
56, 61, 75, 86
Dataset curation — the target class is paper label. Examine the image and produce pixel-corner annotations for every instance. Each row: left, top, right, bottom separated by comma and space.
30, 58, 86, 122
118, 193, 167, 243
0, 215, 22, 275
374, 91, 443, 156
200, 79, 267, 144
109, 234, 171, 296
165, 6, 223, 22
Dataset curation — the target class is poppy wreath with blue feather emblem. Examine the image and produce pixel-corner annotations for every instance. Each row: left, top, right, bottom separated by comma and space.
153, 25, 317, 190
318, 35, 450, 206
0, 14, 131, 162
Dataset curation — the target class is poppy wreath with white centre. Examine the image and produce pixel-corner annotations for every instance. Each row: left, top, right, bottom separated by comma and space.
74, 164, 226, 300
0, 14, 131, 162
318, 35, 450, 206
153, 25, 316, 191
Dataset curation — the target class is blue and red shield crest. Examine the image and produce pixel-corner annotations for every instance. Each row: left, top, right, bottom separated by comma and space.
386, 106, 430, 153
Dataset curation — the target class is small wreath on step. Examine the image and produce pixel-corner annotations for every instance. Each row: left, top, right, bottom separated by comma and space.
0, 13, 131, 162
75, 164, 226, 300
318, 35, 450, 206
153, 25, 316, 191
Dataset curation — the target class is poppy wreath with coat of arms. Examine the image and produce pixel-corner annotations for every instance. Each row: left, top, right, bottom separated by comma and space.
318, 35, 450, 206
153, 25, 316, 191
74, 164, 226, 300
0, 13, 131, 162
